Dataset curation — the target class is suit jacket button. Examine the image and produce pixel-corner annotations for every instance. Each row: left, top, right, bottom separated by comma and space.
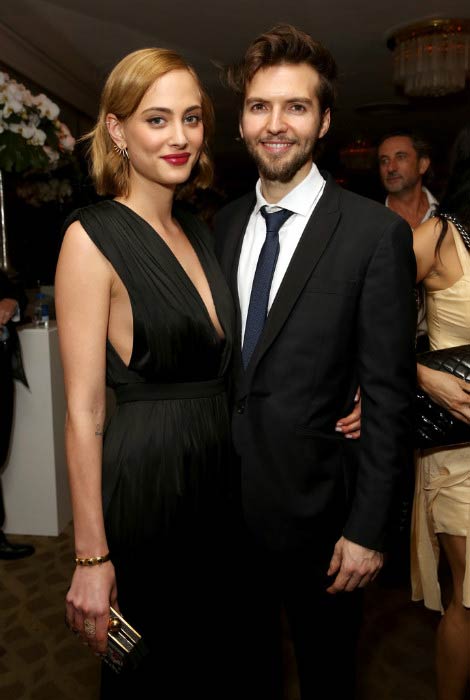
236, 400, 245, 414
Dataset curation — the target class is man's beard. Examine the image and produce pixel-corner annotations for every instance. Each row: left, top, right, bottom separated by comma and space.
245, 125, 321, 184
385, 172, 420, 195
244, 134, 319, 184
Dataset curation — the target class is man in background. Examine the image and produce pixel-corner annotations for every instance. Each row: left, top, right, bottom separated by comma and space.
379, 129, 437, 353
377, 129, 437, 584
378, 129, 437, 230
0, 268, 34, 559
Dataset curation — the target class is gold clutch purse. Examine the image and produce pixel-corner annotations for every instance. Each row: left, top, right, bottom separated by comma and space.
104, 607, 148, 674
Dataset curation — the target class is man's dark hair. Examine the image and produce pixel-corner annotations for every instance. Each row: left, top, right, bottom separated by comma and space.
225, 24, 338, 115
377, 129, 432, 161
377, 128, 433, 185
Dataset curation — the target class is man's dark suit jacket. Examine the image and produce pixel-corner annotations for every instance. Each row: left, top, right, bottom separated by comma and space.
0, 268, 27, 475
0, 269, 19, 308
215, 174, 417, 557
0, 269, 27, 389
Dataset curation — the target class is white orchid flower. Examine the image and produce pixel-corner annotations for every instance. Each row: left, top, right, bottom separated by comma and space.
0, 72, 74, 172
30, 128, 46, 146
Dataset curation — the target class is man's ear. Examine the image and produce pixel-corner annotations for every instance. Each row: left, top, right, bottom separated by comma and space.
418, 156, 430, 176
106, 114, 126, 149
319, 108, 331, 139
239, 120, 244, 141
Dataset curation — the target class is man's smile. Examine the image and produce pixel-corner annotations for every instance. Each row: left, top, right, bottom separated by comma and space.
259, 140, 296, 155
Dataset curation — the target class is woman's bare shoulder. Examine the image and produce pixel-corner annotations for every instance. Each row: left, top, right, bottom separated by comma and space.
413, 217, 444, 258
58, 220, 111, 284
413, 216, 443, 240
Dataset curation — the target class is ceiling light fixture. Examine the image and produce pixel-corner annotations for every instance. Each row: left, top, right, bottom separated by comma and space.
386, 18, 470, 97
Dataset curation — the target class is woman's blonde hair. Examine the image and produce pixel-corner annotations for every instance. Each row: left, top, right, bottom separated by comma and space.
85, 48, 214, 197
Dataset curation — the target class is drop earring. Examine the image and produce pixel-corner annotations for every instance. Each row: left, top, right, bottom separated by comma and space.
113, 144, 129, 159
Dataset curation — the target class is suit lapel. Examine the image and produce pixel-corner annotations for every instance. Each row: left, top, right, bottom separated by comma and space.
243, 176, 342, 385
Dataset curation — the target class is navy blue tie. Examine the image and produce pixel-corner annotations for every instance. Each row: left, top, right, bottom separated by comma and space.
242, 206, 293, 368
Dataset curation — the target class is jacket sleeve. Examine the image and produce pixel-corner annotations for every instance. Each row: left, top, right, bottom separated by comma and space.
343, 218, 417, 551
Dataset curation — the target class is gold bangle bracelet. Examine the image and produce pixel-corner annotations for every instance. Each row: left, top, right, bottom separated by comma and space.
74, 552, 111, 567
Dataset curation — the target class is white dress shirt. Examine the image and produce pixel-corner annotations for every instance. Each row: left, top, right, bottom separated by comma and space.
385, 186, 438, 336
385, 186, 438, 226
420, 187, 439, 223
238, 163, 326, 344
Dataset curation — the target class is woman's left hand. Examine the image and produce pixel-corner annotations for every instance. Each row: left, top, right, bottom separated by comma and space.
418, 364, 470, 424
66, 561, 118, 656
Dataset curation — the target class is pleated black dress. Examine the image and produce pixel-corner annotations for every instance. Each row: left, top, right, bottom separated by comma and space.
67, 200, 237, 698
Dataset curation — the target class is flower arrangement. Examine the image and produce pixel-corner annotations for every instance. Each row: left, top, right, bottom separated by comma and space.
0, 71, 75, 173
16, 178, 73, 207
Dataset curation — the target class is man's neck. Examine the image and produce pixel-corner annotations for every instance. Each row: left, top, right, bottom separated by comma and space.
260, 160, 312, 204
386, 181, 428, 229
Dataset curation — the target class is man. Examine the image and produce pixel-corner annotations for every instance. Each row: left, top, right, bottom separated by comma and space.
215, 25, 416, 698
378, 130, 437, 347
378, 129, 437, 229
0, 268, 34, 559
377, 131, 437, 579
378, 128, 437, 340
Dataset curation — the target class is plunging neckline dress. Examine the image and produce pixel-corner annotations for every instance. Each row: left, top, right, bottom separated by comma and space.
67, 199, 236, 698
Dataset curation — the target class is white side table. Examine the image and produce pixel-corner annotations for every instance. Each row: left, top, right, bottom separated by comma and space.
3, 322, 71, 536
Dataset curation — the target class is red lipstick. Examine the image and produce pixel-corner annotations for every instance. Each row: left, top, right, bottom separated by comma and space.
161, 153, 191, 166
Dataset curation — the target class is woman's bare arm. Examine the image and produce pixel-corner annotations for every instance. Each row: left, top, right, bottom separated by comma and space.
417, 363, 470, 425
414, 217, 470, 423
56, 220, 117, 654
413, 217, 442, 284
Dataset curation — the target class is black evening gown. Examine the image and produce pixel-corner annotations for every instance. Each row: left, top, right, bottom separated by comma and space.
67, 200, 236, 699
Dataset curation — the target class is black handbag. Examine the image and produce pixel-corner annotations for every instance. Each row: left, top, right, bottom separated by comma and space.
415, 344, 470, 448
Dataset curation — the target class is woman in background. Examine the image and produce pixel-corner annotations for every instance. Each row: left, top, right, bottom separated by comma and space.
412, 125, 470, 700
56, 48, 235, 698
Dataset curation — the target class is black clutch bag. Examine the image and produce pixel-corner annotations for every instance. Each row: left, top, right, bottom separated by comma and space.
415, 344, 470, 448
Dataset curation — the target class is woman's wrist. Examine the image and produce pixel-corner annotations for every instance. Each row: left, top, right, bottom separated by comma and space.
74, 552, 111, 566
417, 362, 433, 391
74, 529, 109, 561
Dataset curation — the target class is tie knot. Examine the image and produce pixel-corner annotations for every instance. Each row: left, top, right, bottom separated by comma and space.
260, 206, 293, 235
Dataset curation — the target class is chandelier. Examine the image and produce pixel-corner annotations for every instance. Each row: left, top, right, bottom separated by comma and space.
386, 18, 470, 97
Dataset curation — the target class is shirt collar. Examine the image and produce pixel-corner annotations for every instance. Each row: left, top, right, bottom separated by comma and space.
422, 186, 438, 207
254, 162, 325, 217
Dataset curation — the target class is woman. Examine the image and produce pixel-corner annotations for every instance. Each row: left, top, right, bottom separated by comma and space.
57, 48, 235, 698
411, 125, 470, 700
